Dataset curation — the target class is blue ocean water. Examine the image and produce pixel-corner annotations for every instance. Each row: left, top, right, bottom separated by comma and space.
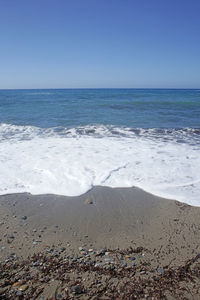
0, 89, 200, 205
0, 88, 200, 128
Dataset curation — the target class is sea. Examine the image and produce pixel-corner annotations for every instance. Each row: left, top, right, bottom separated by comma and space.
0, 88, 200, 206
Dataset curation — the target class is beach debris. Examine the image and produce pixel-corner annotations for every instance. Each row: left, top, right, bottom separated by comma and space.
0, 246, 200, 299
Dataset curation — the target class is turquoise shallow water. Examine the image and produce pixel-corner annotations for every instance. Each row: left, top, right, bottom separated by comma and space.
0, 88, 200, 129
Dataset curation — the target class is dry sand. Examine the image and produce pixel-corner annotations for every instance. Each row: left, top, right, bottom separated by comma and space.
0, 187, 200, 299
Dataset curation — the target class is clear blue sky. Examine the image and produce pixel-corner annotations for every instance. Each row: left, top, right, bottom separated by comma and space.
0, 0, 200, 89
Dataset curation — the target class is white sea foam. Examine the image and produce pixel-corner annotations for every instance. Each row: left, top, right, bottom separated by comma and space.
0, 124, 200, 206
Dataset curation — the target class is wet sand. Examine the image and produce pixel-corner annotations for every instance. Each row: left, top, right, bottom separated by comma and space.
0, 186, 200, 299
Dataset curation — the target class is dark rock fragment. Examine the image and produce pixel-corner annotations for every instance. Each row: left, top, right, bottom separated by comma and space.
71, 285, 83, 294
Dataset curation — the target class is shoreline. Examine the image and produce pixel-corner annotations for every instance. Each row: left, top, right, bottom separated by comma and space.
0, 186, 200, 299
0, 185, 199, 261
0, 183, 180, 206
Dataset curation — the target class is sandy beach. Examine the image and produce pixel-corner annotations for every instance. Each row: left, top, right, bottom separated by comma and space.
0, 187, 200, 299
1, 0, 200, 298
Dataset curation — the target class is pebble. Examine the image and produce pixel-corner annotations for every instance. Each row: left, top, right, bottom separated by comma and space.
18, 284, 28, 291
157, 267, 164, 274
84, 198, 93, 205
132, 262, 137, 267
33, 241, 38, 245
21, 216, 27, 220
8, 235, 14, 239
71, 285, 82, 294
85, 261, 93, 266
130, 256, 136, 261
95, 263, 100, 267
104, 258, 111, 262
153, 275, 159, 281
45, 276, 50, 282
8, 254, 16, 259
96, 249, 105, 256
13, 282, 21, 287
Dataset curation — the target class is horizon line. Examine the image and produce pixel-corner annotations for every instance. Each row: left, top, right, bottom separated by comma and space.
0, 87, 200, 90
